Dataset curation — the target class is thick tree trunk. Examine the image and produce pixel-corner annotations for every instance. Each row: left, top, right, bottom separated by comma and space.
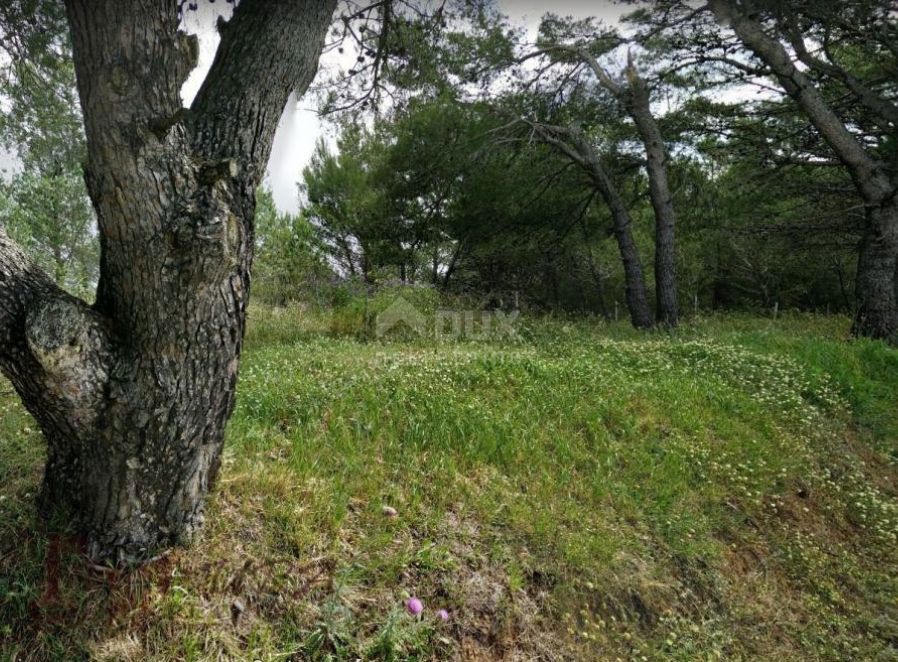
853, 200, 898, 341
0, 0, 335, 563
625, 76, 679, 328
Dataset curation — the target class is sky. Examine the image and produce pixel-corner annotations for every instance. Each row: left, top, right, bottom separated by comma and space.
181, 2, 629, 214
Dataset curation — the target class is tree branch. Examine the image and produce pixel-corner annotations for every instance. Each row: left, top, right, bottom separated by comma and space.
782, 15, 898, 130
707, 0, 893, 204
0, 225, 111, 429
520, 44, 623, 96
190, 0, 338, 178
0, 226, 59, 361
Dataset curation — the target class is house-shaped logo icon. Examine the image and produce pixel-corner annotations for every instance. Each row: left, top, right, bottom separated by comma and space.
376, 296, 428, 337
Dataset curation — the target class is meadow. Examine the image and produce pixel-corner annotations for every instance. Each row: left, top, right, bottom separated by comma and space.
1, 304, 897, 660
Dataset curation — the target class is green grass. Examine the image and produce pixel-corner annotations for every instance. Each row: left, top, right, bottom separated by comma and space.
1, 307, 897, 660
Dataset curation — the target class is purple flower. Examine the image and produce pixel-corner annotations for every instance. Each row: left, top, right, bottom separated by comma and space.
406, 597, 423, 616
437, 609, 450, 621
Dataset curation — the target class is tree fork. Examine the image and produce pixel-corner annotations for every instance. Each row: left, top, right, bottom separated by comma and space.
623, 61, 679, 329
0, 0, 336, 563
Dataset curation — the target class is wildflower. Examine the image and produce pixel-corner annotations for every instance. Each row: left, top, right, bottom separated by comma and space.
406, 597, 423, 616
437, 609, 450, 621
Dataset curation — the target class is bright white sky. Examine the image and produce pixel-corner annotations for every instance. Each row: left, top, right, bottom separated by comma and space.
181, 2, 628, 214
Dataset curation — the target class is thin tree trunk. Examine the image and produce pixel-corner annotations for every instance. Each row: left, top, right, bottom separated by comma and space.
832, 259, 853, 313
431, 246, 439, 285
583, 243, 609, 319
526, 122, 654, 329
625, 73, 679, 328
578, 217, 609, 318
442, 239, 465, 291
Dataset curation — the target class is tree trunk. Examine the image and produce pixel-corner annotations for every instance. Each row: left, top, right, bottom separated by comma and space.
442, 239, 465, 292
583, 244, 609, 319
431, 246, 440, 285
830, 256, 853, 313
853, 200, 898, 341
553, 45, 678, 328
527, 122, 654, 329
590, 163, 655, 330
625, 75, 679, 328
0, 0, 336, 563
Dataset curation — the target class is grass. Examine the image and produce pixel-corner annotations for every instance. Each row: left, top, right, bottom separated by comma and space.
1, 305, 897, 660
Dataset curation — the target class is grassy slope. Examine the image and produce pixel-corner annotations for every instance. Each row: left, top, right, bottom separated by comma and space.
1, 309, 896, 660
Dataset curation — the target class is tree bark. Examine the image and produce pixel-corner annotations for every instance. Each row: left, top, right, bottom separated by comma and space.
853, 199, 898, 341
587, 154, 655, 330
0, 227, 113, 519
709, 0, 898, 342
0, 0, 336, 563
624, 69, 679, 328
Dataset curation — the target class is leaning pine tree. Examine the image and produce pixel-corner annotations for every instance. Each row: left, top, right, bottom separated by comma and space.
0, 0, 336, 562
707, 0, 898, 342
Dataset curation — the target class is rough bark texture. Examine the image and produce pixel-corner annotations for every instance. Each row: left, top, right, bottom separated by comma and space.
623, 70, 679, 328
709, 0, 898, 343
0, 228, 113, 519
529, 123, 654, 329
0, 0, 336, 563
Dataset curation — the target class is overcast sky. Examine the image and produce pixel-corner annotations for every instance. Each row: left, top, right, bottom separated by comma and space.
182, 2, 629, 214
